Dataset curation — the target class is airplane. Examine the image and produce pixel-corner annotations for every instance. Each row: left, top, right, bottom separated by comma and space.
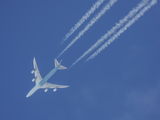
26, 57, 69, 98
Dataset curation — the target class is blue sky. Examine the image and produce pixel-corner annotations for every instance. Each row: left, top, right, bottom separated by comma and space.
0, 0, 160, 120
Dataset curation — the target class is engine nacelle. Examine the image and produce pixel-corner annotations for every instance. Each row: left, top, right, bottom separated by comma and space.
31, 70, 35, 74
32, 78, 35, 82
53, 88, 57, 92
44, 89, 48, 92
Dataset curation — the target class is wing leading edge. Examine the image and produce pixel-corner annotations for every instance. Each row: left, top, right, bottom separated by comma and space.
41, 82, 69, 89
32, 57, 42, 85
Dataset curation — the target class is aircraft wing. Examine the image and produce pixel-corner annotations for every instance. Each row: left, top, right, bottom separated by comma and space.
41, 82, 69, 89
33, 57, 42, 85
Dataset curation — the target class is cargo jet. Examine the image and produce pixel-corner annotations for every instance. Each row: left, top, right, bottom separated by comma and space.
26, 57, 69, 98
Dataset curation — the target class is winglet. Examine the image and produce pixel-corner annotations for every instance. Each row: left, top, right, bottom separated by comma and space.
54, 59, 67, 70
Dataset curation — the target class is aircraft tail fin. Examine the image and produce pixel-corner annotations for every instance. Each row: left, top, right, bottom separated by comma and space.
54, 59, 67, 70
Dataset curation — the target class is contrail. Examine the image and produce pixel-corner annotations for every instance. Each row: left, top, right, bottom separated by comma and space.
57, 0, 118, 58
70, 0, 149, 67
85, 0, 157, 62
61, 0, 105, 44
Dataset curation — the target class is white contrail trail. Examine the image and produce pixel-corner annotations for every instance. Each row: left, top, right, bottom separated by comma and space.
62, 0, 105, 44
70, 0, 149, 67
85, 0, 157, 62
57, 0, 118, 58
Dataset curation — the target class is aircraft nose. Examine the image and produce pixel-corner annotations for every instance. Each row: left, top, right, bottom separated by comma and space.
26, 93, 30, 98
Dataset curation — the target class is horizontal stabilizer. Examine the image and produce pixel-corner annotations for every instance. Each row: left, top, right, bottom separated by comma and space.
54, 59, 67, 70
58, 65, 67, 70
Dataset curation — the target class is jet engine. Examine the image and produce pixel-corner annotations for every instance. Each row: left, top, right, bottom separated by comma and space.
32, 78, 35, 82
53, 88, 57, 92
44, 89, 48, 92
31, 70, 35, 74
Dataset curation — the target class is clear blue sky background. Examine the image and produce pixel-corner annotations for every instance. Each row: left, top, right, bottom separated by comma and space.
0, 0, 160, 120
